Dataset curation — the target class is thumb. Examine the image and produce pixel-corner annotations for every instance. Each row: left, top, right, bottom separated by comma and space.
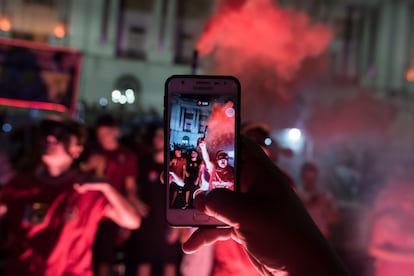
194, 189, 250, 227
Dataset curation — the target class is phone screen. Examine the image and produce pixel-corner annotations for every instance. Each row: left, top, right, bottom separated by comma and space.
165, 75, 240, 226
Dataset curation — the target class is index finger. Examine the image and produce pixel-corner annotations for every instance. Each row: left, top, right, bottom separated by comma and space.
194, 189, 253, 228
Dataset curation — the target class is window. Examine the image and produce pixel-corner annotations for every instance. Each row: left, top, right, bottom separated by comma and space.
116, 0, 153, 59
199, 114, 208, 134
183, 111, 194, 132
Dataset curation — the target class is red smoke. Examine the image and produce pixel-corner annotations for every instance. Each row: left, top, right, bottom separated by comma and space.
306, 89, 397, 139
197, 0, 332, 81
204, 102, 235, 157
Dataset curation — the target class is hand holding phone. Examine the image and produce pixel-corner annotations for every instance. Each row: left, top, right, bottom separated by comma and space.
164, 75, 241, 226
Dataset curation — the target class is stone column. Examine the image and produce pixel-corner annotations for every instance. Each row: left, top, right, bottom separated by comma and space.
147, 0, 177, 64
194, 109, 200, 133
103, 0, 120, 56
67, 0, 90, 49
179, 106, 185, 130
374, 0, 394, 93
147, 0, 163, 62
359, 7, 374, 86
68, 0, 119, 56
163, 0, 177, 63
345, 7, 360, 81
388, 0, 409, 92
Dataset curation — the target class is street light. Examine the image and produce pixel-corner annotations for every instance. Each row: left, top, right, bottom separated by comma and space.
288, 128, 302, 141
0, 16, 11, 32
111, 89, 135, 104
53, 23, 66, 38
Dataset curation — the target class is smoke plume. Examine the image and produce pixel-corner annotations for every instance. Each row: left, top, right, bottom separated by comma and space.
204, 102, 235, 158
197, 0, 332, 110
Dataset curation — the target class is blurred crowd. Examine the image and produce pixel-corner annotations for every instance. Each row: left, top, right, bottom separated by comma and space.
0, 113, 412, 276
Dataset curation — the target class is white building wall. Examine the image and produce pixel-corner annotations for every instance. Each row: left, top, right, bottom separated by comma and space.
80, 55, 189, 113
64, 0, 196, 114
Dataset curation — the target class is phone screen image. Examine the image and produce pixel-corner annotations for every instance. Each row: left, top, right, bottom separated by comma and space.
165, 75, 240, 226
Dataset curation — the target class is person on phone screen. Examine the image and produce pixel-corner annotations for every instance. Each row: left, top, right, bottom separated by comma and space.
169, 148, 187, 208
198, 141, 234, 191
184, 150, 201, 208
0, 118, 140, 276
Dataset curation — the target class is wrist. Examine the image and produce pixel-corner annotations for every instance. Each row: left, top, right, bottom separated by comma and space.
99, 182, 112, 194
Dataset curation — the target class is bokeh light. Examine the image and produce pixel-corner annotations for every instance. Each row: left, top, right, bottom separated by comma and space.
0, 17, 11, 32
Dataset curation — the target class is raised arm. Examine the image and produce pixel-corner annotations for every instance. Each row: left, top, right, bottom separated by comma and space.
74, 182, 140, 229
169, 171, 185, 187
199, 141, 214, 173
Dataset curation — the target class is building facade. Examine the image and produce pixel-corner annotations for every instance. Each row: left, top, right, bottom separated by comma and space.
0, 0, 413, 114
302, 0, 414, 98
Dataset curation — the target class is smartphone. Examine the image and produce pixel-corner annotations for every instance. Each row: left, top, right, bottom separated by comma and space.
164, 75, 240, 226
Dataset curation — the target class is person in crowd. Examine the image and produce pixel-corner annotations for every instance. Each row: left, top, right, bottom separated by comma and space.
80, 152, 107, 180
124, 124, 183, 276
169, 147, 187, 208
0, 118, 140, 276
369, 177, 414, 276
91, 114, 148, 276
182, 137, 349, 276
184, 149, 201, 208
297, 161, 338, 239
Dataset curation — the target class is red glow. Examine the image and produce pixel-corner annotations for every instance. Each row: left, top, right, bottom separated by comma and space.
0, 17, 11, 32
306, 91, 396, 138
0, 98, 68, 113
197, 0, 332, 81
204, 102, 235, 155
53, 23, 66, 38
406, 67, 414, 82
370, 181, 414, 276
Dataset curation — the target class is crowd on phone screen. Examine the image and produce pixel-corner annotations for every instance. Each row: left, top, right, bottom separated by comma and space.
168, 138, 235, 210
169, 147, 199, 209
0, 115, 412, 276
